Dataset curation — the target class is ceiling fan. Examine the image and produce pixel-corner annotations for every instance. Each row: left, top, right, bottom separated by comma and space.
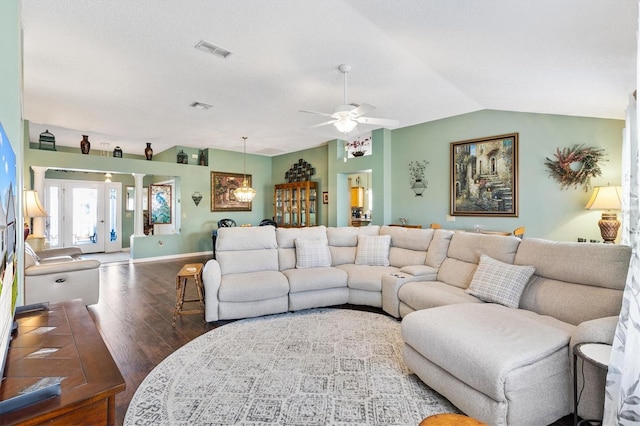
300, 64, 399, 134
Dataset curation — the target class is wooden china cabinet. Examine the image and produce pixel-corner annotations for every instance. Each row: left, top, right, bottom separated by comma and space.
274, 181, 318, 228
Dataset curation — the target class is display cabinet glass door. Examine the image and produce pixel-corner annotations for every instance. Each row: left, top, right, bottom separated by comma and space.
274, 181, 318, 228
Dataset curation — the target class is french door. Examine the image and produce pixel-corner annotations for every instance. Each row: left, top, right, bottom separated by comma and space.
44, 179, 122, 253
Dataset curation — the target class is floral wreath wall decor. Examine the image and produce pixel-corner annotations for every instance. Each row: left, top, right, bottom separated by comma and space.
544, 144, 607, 191
409, 160, 429, 196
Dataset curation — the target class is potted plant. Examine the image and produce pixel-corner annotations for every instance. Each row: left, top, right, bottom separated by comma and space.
346, 136, 371, 157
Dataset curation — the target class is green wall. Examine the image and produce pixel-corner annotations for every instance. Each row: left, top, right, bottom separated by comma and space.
271, 145, 329, 226
24, 108, 624, 260
388, 110, 624, 242
25, 143, 272, 258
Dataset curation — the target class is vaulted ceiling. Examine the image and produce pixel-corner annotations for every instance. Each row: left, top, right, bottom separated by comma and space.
21, 0, 637, 157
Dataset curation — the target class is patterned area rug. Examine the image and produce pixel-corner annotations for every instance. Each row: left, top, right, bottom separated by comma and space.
124, 309, 458, 425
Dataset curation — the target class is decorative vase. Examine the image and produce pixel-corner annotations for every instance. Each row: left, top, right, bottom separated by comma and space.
113, 146, 123, 158
80, 135, 91, 154
144, 143, 153, 160
352, 151, 365, 157
198, 150, 206, 166
411, 179, 427, 196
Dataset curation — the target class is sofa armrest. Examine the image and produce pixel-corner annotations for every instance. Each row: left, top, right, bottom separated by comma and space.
24, 259, 100, 276
202, 259, 222, 322
570, 315, 618, 348
37, 246, 83, 259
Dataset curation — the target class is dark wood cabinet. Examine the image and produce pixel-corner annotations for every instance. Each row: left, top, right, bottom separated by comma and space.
0, 300, 125, 425
274, 181, 318, 228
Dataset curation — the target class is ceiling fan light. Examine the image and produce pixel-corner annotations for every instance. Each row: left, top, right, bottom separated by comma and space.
334, 118, 357, 133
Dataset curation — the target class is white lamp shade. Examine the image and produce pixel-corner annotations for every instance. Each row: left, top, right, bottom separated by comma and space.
585, 186, 622, 210
23, 189, 49, 218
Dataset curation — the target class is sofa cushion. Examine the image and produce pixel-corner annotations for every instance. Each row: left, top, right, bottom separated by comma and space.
218, 271, 289, 302
399, 264, 438, 278
355, 234, 391, 266
398, 281, 482, 312
337, 264, 398, 292
283, 267, 347, 293
401, 303, 572, 402
465, 254, 535, 308
295, 238, 331, 268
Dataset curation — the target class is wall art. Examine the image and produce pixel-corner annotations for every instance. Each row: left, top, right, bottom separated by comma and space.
450, 133, 518, 217
149, 184, 172, 224
211, 171, 252, 212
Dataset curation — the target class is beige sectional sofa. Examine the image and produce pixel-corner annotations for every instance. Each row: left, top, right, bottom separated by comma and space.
201, 225, 631, 426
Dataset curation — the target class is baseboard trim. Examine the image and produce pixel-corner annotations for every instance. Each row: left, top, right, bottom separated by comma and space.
131, 250, 211, 264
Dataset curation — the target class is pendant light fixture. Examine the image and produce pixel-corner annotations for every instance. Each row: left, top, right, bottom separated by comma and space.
234, 136, 256, 203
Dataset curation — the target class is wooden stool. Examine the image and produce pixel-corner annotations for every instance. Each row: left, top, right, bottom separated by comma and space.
419, 413, 487, 426
172, 263, 205, 327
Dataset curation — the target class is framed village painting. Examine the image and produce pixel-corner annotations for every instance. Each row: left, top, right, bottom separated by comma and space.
450, 133, 518, 217
211, 171, 252, 212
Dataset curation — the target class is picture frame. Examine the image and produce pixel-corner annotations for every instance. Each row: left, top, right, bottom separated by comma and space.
125, 186, 148, 211
149, 184, 172, 224
322, 191, 329, 204
211, 171, 252, 212
450, 133, 518, 217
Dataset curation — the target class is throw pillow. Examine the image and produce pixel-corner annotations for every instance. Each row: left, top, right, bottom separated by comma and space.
295, 238, 331, 268
355, 234, 391, 266
465, 254, 535, 308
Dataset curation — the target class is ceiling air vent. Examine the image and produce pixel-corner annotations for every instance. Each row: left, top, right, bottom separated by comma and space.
190, 102, 212, 111
195, 40, 232, 59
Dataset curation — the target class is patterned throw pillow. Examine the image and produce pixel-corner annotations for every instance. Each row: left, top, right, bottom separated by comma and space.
465, 254, 535, 308
295, 238, 332, 268
355, 234, 391, 266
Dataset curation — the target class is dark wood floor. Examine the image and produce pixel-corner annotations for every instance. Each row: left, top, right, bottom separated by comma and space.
88, 255, 576, 426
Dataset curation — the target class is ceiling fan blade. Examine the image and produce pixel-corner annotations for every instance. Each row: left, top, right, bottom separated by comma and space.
299, 109, 334, 118
309, 119, 337, 128
349, 103, 376, 118
355, 116, 399, 127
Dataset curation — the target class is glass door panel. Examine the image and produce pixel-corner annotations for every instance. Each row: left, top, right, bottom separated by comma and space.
68, 186, 104, 252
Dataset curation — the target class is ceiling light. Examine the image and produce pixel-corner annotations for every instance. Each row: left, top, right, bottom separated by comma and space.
104, 173, 112, 183
194, 40, 233, 59
334, 117, 357, 133
234, 137, 256, 203
190, 101, 212, 111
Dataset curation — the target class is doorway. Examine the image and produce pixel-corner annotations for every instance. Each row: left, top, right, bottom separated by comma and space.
44, 179, 122, 253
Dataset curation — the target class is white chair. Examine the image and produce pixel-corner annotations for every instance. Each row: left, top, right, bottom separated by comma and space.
24, 242, 101, 305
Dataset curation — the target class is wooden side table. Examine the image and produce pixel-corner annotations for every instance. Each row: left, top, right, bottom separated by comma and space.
172, 263, 205, 327
573, 342, 611, 426
420, 413, 487, 425
0, 300, 125, 425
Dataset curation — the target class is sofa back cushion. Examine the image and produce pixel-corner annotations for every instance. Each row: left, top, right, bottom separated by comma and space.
380, 226, 433, 267
437, 232, 521, 289
327, 226, 380, 265
216, 226, 279, 275
276, 226, 328, 271
426, 229, 454, 269
515, 238, 631, 324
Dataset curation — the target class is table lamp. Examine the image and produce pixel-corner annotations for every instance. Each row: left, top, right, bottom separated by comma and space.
584, 185, 622, 243
23, 189, 49, 248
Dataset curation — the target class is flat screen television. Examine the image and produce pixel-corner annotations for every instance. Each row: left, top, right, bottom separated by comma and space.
0, 121, 18, 381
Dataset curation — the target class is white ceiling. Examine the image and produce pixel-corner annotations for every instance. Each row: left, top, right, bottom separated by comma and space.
21, 0, 638, 157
